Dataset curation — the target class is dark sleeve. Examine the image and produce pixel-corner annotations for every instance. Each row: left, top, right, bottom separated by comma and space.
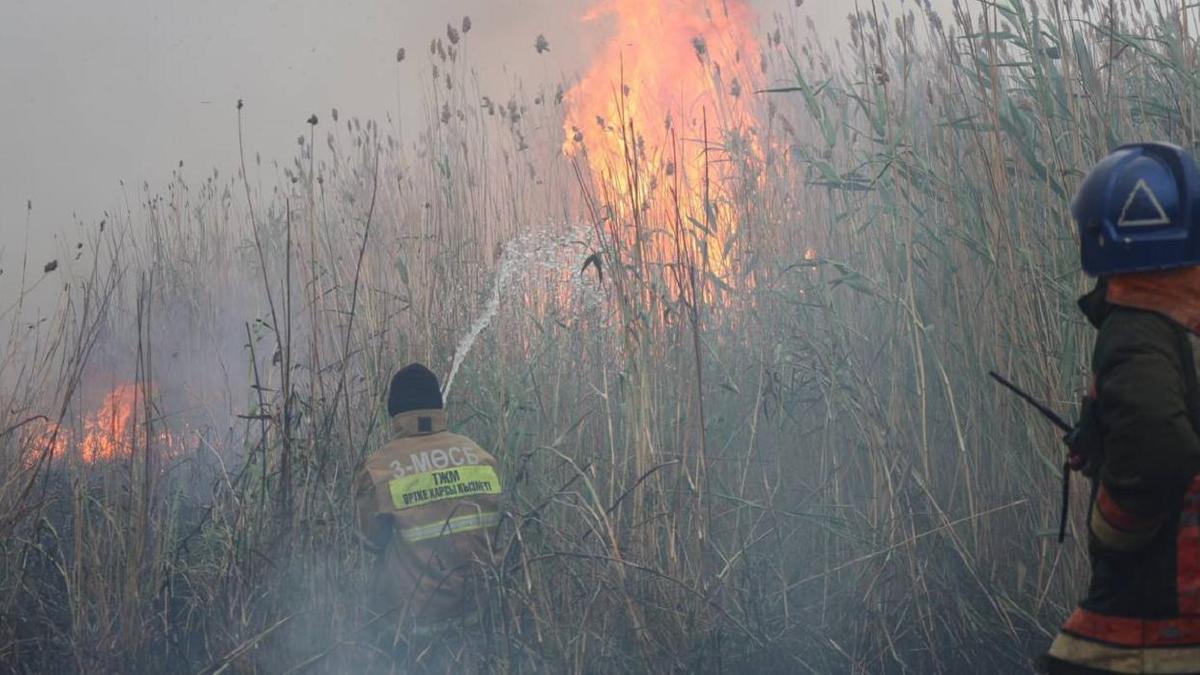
1090, 311, 1200, 550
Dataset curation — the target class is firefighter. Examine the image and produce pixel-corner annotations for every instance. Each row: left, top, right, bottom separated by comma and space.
354, 363, 502, 666
1044, 142, 1200, 673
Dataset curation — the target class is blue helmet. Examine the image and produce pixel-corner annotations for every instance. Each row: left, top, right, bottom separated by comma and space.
1073, 142, 1200, 276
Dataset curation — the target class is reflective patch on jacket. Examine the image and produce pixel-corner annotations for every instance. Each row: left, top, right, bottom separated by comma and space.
353, 409, 501, 624
1052, 476, 1200, 673
1049, 628, 1200, 674
1050, 305, 1200, 672
399, 511, 502, 544
388, 465, 502, 510
1090, 484, 1168, 551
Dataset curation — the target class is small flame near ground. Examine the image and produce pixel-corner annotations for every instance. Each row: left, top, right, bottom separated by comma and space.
563, 0, 764, 287
24, 383, 191, 466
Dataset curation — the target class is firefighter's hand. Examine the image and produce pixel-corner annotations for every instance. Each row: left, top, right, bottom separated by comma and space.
361, 513, 395, 553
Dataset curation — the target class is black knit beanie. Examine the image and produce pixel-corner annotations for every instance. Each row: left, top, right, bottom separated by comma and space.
387, 363, 443, 417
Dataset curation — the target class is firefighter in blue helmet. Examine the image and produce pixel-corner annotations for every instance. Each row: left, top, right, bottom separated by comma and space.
1043, 143, 1200, 673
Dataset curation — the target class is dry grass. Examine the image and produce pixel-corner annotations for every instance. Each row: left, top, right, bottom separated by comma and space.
1, 1, 1198, 673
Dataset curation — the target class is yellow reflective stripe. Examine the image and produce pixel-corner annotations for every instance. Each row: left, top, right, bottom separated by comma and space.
388, 465, 501, 510
399, 511, 501, 543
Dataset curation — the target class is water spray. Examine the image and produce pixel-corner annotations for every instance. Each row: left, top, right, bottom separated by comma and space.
441, 226, 593, 400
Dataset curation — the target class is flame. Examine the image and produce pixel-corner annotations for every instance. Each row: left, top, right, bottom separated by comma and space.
22, 382, 191, 466
22, 419, 68, 468
81, 383, 142, 463
564, 0, 763, 289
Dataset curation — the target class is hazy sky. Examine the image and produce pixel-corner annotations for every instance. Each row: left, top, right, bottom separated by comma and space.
0, 0, 945, 300
0, 0, 583, 269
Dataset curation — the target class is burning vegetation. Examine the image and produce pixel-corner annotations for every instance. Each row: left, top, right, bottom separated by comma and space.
25, 383, 191, 467
3, 0, 1197, 673
564, 0, 763, 292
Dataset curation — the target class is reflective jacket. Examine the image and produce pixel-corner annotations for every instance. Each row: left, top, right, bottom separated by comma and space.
1048, 286, 1200, 673
354, 409, 501, 624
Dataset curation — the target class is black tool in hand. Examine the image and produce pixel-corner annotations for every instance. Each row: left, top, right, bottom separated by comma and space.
989, 370, 1077, 543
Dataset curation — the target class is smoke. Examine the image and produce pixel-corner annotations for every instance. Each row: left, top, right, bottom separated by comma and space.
0, 1, 965, 668
0, 0, 960, 320
0, 0, 599, 310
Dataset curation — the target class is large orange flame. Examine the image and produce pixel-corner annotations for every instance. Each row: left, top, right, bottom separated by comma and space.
564, 0, 763, 288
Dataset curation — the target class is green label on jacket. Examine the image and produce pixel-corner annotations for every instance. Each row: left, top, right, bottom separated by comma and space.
388, 465, 500, 510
